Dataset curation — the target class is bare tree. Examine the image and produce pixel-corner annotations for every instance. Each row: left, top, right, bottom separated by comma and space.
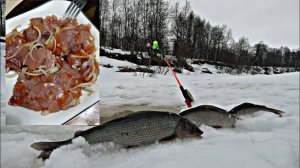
98, 0, 299, 69
99, 0, 110, 46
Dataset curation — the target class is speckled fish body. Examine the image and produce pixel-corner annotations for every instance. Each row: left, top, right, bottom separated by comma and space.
31, 111, 203, 160
180, 105, 236, 128
228, 103, 285, 117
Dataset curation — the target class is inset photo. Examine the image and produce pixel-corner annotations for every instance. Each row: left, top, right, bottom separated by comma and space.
4, 0, 100, 125
99, 0, 299, 126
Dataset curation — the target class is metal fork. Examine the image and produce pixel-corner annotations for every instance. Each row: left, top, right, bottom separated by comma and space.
63, 0, 87, 19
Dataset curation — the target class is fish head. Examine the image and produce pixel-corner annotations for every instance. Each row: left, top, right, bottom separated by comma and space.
175, 118, 203, 138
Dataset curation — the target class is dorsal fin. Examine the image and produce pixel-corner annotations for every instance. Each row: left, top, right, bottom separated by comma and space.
180, 105, 227, 116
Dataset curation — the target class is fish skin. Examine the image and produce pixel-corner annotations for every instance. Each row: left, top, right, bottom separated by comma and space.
180, 105, 237, 128
31, 111, 203, 160
228, 103, 285, 117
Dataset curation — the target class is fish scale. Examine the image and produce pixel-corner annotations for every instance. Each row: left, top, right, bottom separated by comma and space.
180, 105, 237, 128
82, 113, 179, 146
180, 103, 284, 128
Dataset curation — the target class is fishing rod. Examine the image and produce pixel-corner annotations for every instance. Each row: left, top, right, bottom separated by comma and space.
150, 40, 194, 108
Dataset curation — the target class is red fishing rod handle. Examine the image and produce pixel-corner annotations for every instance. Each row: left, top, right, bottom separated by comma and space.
185, 99, 192, 108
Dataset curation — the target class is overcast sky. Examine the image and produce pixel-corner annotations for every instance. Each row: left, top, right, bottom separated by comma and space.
169, 0, 299, 49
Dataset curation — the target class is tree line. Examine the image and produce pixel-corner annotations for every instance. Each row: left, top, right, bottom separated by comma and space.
0, 0, 5, 37
99, 0, 299, 68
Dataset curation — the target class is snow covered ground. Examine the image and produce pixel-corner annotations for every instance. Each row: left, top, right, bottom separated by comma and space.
1, 55, 299, 168
100, 56, 299, 117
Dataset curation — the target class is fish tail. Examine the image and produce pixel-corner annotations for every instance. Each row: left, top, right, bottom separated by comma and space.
31, 139, 72, 160
31, 139, 72, 151
37, 150, 53, 161
269, 108, 285, 117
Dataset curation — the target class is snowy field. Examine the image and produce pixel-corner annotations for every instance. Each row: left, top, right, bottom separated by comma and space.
100, 56, 299, 116
1, 56, 299, 168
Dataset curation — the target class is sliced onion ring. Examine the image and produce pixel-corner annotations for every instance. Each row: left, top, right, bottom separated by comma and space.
45, 32, 53, 45
69, 82, 93, 91
70, 54, 90, 59
21, 67, 42, 76
29, 43, 44, 61
31, 26, 42, 45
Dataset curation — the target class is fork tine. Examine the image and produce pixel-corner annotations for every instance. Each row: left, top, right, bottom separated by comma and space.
64, 0, 87, 19
68, 1, 80, 19
63, 2, 75, 19
71, 1, 87, 19
67, 2, 79, 19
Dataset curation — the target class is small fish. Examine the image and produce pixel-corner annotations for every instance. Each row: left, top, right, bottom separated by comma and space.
180, 105, 237, 128
228, 103, 285, 117
31, 111, 203, 160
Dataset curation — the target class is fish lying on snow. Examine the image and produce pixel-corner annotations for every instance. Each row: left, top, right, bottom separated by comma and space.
31, 111, 203, 160
180, 103, 285, 128
180, 105, 237, 128
228, 103, 285, 117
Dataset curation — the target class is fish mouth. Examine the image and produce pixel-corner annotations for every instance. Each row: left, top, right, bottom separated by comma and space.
193, 130, 203, 138
191, 123, 203, 138
184, 132, 203, 139
177, 117, 204, 138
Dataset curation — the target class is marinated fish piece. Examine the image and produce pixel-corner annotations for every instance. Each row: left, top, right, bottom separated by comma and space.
9, 62, 82, 112
5, 15, 99, 113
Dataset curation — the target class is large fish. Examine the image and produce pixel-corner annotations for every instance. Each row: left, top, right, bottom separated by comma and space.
228, 103, 285, 117
180, 105, 237, 128
31, 111, 203, 160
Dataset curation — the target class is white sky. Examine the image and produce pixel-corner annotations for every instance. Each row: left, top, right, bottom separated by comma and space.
168, 0, 299, 49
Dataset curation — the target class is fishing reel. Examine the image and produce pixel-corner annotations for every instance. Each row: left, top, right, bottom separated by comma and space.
185, 89, 194, 103
180, 86, 194, 103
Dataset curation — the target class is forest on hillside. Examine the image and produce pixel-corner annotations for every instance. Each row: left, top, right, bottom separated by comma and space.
0, 0, 5, 37
99, 0, 300, 68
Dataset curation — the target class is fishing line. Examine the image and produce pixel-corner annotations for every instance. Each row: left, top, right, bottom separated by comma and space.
151, 40, 194, 108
